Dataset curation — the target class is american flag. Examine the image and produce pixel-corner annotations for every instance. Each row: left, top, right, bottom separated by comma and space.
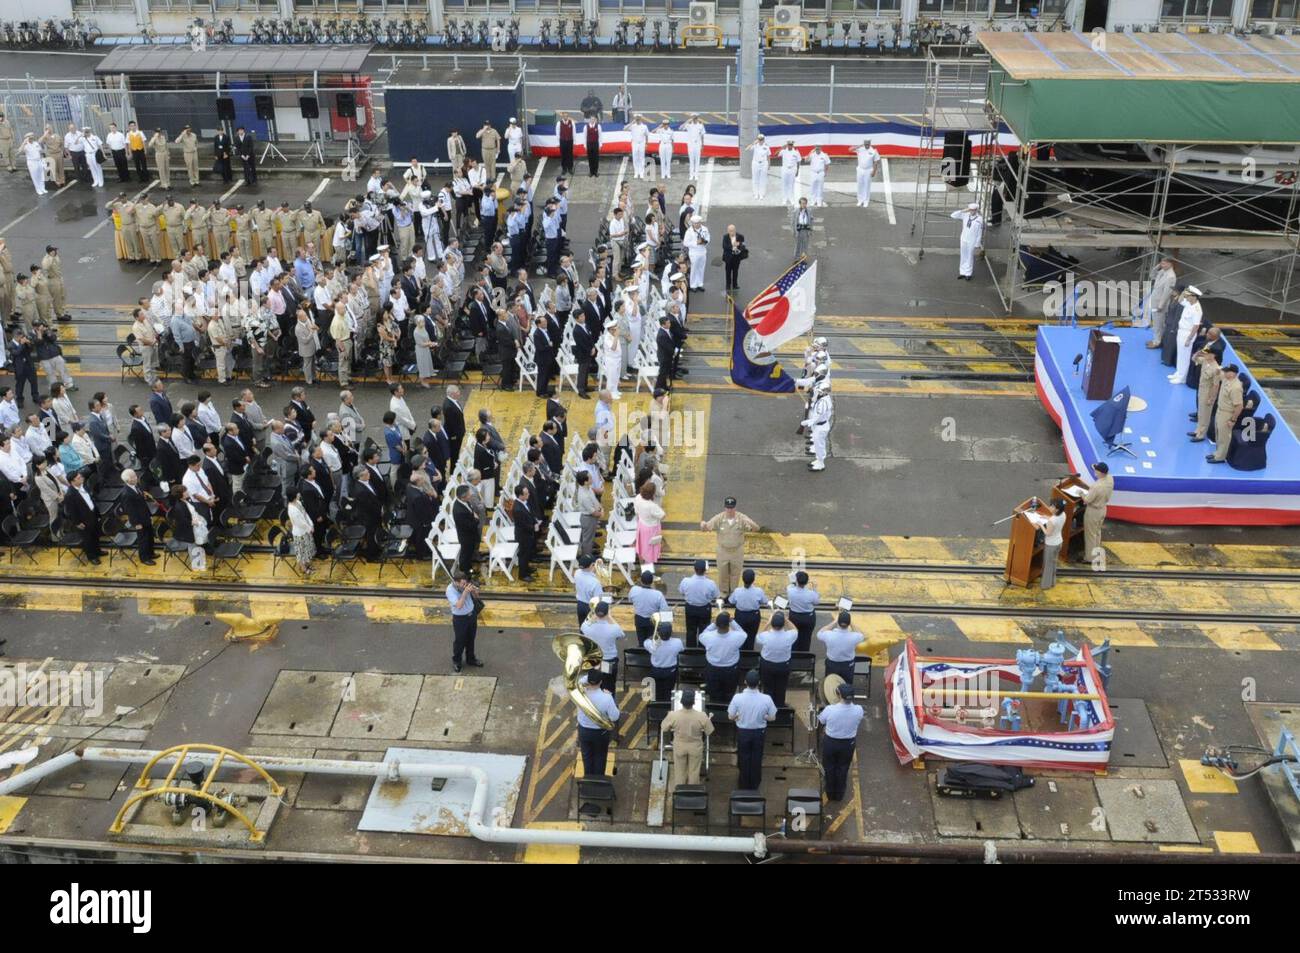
745, 260, 810, 329
742, 259, 817, 349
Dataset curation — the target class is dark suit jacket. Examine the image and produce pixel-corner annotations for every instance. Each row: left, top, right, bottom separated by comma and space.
186, 419, 208, 452
214, 133, 232, 160
366, 463, 389, 505
231, 411, 255, 449
235, 134, 256, 162
532, 326, 555, 362
722, 232, 747, 262
572, 322, 595, 361
149, 393, 173, 426
299, 479, 329, 525
657, 327, 676, 367
87, 413, 113, 461
120, 485, 152, 530
291, 400, 316, 436
346, 482, 382, 532
64, 487, 98, 533
221, 433, 250, 475
406, 486, 437, 541
130, 418, 156, 464
512, 497, 539, 540
155, 440, 184, 484
540, 433, 563, 474
453, 499, 481, 550
473, 442, 498, 482
496, 321, 518, 358
202, 458, 232, 510
422, 428, 451, 481
442, 398, 466, 447
170, 499, 196, 544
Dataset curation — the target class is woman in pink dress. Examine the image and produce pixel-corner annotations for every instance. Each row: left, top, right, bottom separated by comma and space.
633, 482, 665, 566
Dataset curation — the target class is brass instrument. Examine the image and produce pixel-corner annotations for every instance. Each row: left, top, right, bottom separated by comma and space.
822, 673, 846, 705
649, 610, 665, 648
552, 632, 614, 729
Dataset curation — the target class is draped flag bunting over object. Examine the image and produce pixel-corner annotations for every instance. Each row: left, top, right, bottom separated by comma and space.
744, 259, 818, 351
730, 302, 795, 393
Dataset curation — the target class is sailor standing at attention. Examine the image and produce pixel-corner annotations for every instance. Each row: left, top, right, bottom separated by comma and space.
818, 682, 865, 802
576, 673, 620, 778
950, 202, 983, 280
728, 670, 777, 791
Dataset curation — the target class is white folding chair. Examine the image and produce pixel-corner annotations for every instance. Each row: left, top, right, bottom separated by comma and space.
636, 342, 660, 393
547, 524, 580, 583
602, 537, 637, 586
517, 340, 538, 393
485, 523, 519, 581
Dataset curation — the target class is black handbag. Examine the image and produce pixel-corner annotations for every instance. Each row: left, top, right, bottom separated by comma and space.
471, 593, 486, 615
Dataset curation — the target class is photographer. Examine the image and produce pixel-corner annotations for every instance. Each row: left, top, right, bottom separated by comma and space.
446, 570, 485, 673
32, 318, 74, 394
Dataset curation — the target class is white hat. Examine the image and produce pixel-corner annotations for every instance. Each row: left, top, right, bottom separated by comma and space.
1186, 285, 1202, 296
368, 254, 381, 262
967, 202, 978, 210
604, 319, 618, 329
670, 272, 685, 282
509, 117, 517, 123
691, 215, 702, 224
377, 243, 389, 251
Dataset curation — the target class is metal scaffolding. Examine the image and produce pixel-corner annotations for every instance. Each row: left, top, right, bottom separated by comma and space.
910, 47, 997, 257
987, 140, 1300, 319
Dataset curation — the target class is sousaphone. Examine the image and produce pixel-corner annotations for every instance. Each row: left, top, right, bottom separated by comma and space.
822, 673, 847, 705
551, 632, 614, 729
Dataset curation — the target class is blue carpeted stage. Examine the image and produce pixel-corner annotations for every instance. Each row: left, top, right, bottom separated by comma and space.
1035, 325, 1300, 525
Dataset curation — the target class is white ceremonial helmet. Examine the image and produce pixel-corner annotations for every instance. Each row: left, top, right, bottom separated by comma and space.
812, 336, 828, 349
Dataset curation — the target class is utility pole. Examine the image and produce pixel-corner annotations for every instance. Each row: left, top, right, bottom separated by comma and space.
738, 0, 759, 180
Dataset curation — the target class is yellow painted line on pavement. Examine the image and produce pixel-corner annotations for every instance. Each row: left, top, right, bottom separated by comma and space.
362, 599, 428, 624
523, 821, 582, 863
951, 615, 1031, 644
247, 595, 311, 620
1199, 626, 1281, 652
663, 392, 710, 525
1212, 831, 1260, 854
0, 796, 26, 833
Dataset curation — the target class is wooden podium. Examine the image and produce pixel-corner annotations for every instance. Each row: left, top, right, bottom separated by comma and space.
1083, 328, 1121, 400
1005, 477, 1090, 586
1004, 497, 1054, 588
1051, 475, 1090, 560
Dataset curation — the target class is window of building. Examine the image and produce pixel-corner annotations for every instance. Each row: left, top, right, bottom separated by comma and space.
1161, 0, 1233, 20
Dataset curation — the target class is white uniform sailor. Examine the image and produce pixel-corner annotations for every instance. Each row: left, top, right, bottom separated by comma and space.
779, 142, 801, 206
950, 202, 984, 280
749, 134, 770, 199
21, 135, 45, 196
681, 115, 706, 179
804, 379, 833, 472
504, 118, 524, 162
655, 121, 674, 179
683, 215, 710, 292
807, 146, 830, 207
855, 140, 880, 207
627, 115, 650, 179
